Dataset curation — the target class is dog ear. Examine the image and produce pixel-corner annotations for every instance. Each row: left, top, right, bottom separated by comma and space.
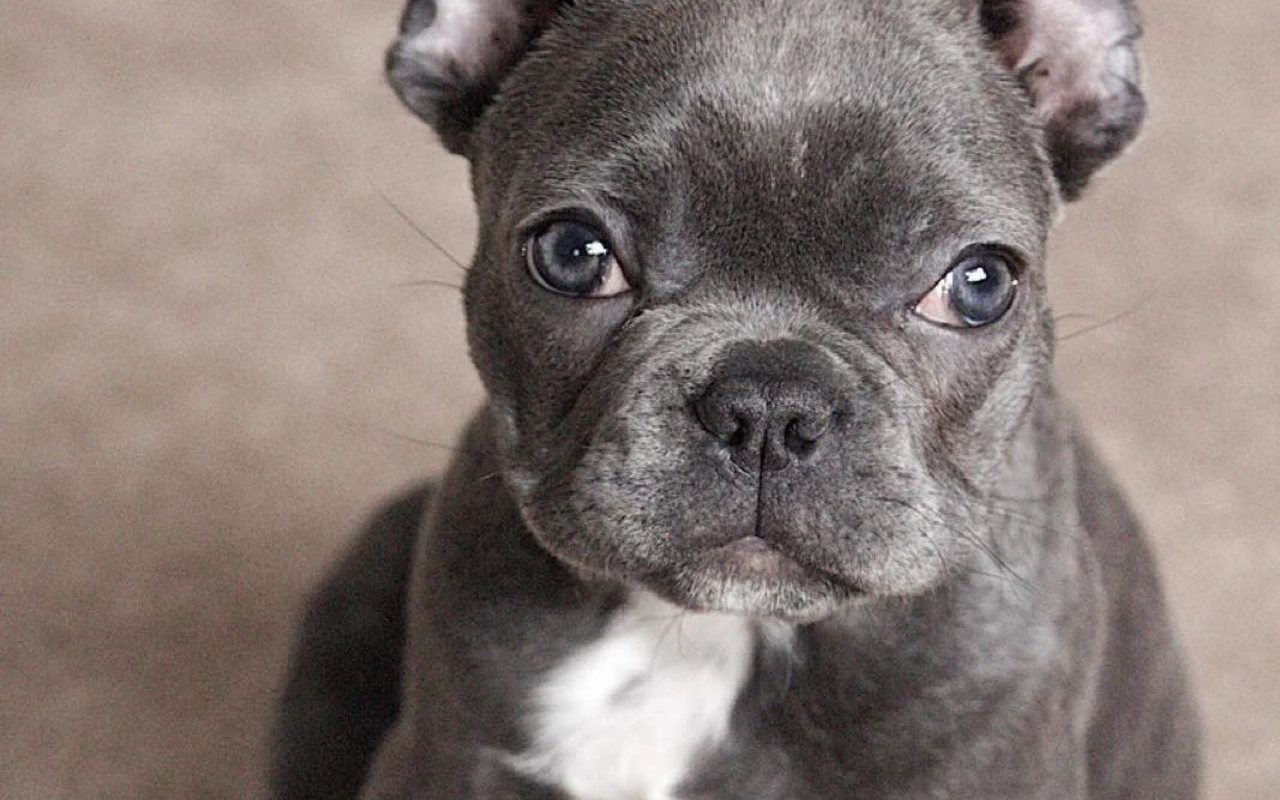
979, 0, 1146, 200
385, 0, 564, 155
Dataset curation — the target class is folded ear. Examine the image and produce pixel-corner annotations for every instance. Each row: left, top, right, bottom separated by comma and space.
980, 0, 1146, 200
385, 0, 563, 155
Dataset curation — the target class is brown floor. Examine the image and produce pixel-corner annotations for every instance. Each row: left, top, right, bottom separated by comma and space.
2, 1, 1276, 797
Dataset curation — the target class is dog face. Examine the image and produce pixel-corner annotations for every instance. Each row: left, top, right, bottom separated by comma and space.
387, 0, 1144, 621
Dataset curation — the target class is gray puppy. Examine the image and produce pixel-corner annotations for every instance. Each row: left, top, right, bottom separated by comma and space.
272, 0, 1200, 798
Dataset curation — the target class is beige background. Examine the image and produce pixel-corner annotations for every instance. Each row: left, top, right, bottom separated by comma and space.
2, 1, 1276, 797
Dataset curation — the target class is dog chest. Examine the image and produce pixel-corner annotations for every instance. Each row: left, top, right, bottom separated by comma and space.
505, 592, 759, 800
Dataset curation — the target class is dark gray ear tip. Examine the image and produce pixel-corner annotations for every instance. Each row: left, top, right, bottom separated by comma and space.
383, 0, 565, 158
980, 0, 1148, 200
385, 41, 440, 124
385, 41, 479, 156
1049, 82, 1147, 201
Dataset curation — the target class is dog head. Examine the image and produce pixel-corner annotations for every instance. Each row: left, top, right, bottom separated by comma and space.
387, 0, 1144, 621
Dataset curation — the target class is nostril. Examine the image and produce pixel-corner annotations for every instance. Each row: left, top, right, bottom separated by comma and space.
693, 341, 845, 470
693, 372, 839, 468
693, 386, 767, 460
782, 415, 830, 458
692, 394, 738, 442
789, 411, 833, 444
784, 420, 811, 456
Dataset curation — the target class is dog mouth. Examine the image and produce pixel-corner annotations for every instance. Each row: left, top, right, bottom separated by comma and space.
650, 535, 857, 622
701, 536, 813, 580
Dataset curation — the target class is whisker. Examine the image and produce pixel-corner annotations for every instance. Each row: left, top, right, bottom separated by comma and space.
363, 426, 462, 453
1056, 297, 1149, 343
325, 416, 462, 453
650, 610, 684, 675
949, 526, 1036, 594
919, 525, 1022, 587
873, 495, 1036, 593
675, 610, 689, 659
368, 179, 470, 273
1053, 312, 1096, 324
393, 277, 464, 291
916, 525, 957, 580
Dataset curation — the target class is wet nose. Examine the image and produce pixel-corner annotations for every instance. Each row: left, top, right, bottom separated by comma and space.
692, 341, 840, 472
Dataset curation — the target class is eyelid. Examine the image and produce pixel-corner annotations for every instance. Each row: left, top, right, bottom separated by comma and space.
914, 271, 962, 327
514, 203, 629, 257
957, 243, 1028, 275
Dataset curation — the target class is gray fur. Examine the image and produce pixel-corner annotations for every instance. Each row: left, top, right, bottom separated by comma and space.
273, 0, 1198, 797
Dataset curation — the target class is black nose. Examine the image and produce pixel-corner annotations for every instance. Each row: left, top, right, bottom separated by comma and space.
692, 341, 841, 473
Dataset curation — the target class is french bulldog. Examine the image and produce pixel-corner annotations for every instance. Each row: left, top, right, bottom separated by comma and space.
271, 0, 1200, 798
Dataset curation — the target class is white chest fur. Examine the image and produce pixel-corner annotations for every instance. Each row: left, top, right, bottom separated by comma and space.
506, 592, 759, 800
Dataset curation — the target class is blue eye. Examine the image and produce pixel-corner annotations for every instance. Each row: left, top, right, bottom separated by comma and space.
914, 251, 1019, 328
949, 254, 1018, 325
525, 220, 630, 297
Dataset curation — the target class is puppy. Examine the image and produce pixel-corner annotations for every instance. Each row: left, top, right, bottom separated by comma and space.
272, 1, 1200, 797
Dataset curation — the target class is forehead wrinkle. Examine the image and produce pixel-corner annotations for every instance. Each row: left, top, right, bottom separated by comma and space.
510, 0, 1050, 257
690, 1, 1050, 227
636, 24, 1032, 209
538, 95, 1045, 273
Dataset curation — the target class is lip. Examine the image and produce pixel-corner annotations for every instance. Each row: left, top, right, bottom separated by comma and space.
700, 535, 815, 582
711, 534, 786, 558
655, 535, 854, 622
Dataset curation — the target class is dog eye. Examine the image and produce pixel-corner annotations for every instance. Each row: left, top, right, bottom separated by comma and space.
524, 221, 631, 298
914, 251, 1019, 328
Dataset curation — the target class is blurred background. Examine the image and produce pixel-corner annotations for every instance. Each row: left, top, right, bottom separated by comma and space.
2, 1, 1276, 797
